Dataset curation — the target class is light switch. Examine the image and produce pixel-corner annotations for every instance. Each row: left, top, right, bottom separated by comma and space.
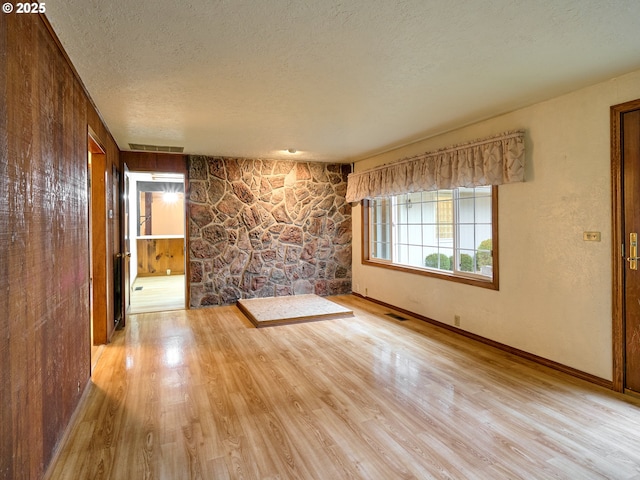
583, 231, 601, 242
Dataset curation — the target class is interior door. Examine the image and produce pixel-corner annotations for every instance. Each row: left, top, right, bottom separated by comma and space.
112, 166, 122, 329
122, 164, 131, 324
623, 108, 640, 394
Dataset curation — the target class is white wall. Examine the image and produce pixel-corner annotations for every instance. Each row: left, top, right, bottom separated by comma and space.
352, 68, 640, 380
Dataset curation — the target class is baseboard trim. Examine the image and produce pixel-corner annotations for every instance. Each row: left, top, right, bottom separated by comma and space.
624, 389, 640, 400
352, 293, 613, 390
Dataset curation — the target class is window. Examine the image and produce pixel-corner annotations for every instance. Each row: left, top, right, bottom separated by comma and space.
363, 186, 498, 289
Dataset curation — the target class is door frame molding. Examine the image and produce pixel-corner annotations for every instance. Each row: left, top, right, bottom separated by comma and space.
88, 131, 109, 345
611, 98, 640, 392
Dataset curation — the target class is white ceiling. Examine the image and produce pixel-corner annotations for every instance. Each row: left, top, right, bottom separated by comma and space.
46, 0, 640, 163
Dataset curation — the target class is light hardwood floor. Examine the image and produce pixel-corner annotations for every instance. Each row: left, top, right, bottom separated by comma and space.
130, 275, 186, 314
47, 295, 640, 479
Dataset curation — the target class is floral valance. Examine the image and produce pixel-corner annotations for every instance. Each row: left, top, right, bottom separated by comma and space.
345, 130, 525, 203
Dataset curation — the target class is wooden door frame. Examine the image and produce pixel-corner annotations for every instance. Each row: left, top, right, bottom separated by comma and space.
122, 154, 190, 311
88, 132, 108, 345
611, 98, 640, 392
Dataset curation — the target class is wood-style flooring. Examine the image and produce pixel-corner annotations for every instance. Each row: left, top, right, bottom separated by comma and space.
46, 295, 640, 479
130, 275, 185, 314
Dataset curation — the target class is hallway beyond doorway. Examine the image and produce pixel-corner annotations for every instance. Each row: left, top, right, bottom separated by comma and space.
130, 275, 185, 314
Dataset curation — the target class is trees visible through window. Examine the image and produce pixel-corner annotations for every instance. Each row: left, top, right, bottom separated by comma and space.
363, 186, 498, 289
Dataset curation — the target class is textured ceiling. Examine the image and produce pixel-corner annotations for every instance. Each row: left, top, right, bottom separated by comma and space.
45, 0, 640, 163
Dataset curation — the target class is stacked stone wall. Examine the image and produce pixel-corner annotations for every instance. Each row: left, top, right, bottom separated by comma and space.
188, 156, 352, 306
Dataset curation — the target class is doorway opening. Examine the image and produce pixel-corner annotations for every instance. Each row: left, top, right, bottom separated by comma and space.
126, 171, 186, 313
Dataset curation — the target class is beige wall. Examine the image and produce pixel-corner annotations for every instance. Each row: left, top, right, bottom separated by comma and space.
352, 68, 640, 381
150, 192, 185, 236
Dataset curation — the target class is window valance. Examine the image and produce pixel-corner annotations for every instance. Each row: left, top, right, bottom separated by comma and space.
345, 130, 525, 203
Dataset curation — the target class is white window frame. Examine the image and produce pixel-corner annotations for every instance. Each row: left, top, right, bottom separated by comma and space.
362, 186, 498, 290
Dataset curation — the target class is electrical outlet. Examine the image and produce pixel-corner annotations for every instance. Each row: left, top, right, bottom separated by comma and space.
454, 315, 461, 327
365, 288, 368, 297
355, 283, 360, 293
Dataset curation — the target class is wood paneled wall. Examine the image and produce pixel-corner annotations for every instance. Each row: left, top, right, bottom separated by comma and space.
120, 151, 188, 174
0, 14, 119, 479
137, 238, 186, 276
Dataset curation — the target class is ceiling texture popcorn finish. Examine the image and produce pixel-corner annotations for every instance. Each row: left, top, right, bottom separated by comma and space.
45, 0, 640, 162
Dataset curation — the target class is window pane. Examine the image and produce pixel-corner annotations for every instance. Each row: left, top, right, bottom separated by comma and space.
422, 224, 437, 246
367, 187, 495, 284
372, 222, 391, 244
458, 249, 476, 272
436, 191, 453, 239
408, 203, 422, 224
437, 198, 453, 223
371, 198, 391, 260
474, 186, 492, 197
421, 200, 437, 224
476, 228, 493, 278
458, 197, 475, 223
425, 251, 450, 270
373, 242, 390, 259
475, 195, 492, 223
396, 201, 408, 224
438, 223, 453, 239
396, 243, 409, 265
423, 246, 438, 258
407, 224, 422, 244
475, 225, 492, 247
422, 191, 438, 202
407, 245, 423, 267
439, 237, 454, 251
458, 224, 476, 250
439, 248, 453, 271
400, 224, 412, 244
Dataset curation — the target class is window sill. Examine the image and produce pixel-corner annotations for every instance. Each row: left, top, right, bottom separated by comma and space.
362, 259, 499, 290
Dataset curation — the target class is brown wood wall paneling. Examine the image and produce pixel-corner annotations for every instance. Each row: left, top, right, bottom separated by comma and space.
137, 238, 186, 276
0, 11, 11, 480
120, 151, 187, 174
0, 14, 120, 480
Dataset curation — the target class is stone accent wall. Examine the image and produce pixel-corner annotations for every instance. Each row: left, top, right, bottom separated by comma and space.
188, 156, 352, 307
